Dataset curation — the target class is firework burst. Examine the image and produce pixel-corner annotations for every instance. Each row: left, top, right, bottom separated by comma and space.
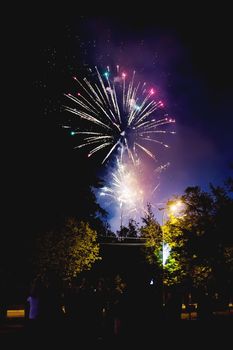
100, 157, 144, 212
99, 157, 146, 227
98, 156, 168, 225
63, 66, 175, 164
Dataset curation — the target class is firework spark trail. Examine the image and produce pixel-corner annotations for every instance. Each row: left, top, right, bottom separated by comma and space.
99, 158, 144, 215
99, 156, 169, 226
63, 66, 175, 164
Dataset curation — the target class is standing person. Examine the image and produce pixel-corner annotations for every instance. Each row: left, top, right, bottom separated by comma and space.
26, 277, 42, 331
112, 274, 127, 338
197, 289, 213, 320
164, 286, 182, 321
39, 275, 64, 327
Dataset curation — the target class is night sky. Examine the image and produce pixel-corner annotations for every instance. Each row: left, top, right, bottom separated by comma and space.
5, 12, 233, 236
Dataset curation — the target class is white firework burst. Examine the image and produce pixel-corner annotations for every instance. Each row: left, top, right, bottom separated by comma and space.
63, 66, 175, 164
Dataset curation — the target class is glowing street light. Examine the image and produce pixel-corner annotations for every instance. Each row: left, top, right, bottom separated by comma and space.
158, 199, 183, 226
169, 200, 183, 214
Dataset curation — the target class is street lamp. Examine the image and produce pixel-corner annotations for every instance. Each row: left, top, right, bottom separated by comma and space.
158, 199, 183, 307
159, 199, 183, 263
169, 200, 183, 215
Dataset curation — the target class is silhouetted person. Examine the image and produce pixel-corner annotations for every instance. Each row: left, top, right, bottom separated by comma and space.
91, 278, 111, 340
27, 281, 40, 321
197, 290, 213, 320
63, 282, 79, 322
25, 277, 45, 336
164, 286, 182, 321
37, 275, 64, 337
111, 275, 127, 338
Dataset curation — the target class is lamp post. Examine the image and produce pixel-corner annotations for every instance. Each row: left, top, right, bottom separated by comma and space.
158, 206, 166, 264
120, 203, 124, 231
158, 199, 183, 306
160, 199, 183, 262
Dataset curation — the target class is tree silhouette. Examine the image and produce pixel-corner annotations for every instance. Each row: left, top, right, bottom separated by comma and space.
162, 184, 233, 295
35, 218, 101, 281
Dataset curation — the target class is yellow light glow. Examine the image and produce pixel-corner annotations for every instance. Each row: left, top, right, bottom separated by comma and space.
7, 309, 25, 318
169, 200, 183, 213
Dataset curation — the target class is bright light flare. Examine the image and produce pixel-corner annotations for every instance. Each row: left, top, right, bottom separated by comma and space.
169, 200, 183, 213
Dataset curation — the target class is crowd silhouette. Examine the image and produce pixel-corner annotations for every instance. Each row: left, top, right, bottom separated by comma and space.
25, 272, 218, 346
25, 273, 173, 342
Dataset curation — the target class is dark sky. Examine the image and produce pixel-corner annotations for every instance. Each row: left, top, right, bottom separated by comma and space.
5, 11, 233, 235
